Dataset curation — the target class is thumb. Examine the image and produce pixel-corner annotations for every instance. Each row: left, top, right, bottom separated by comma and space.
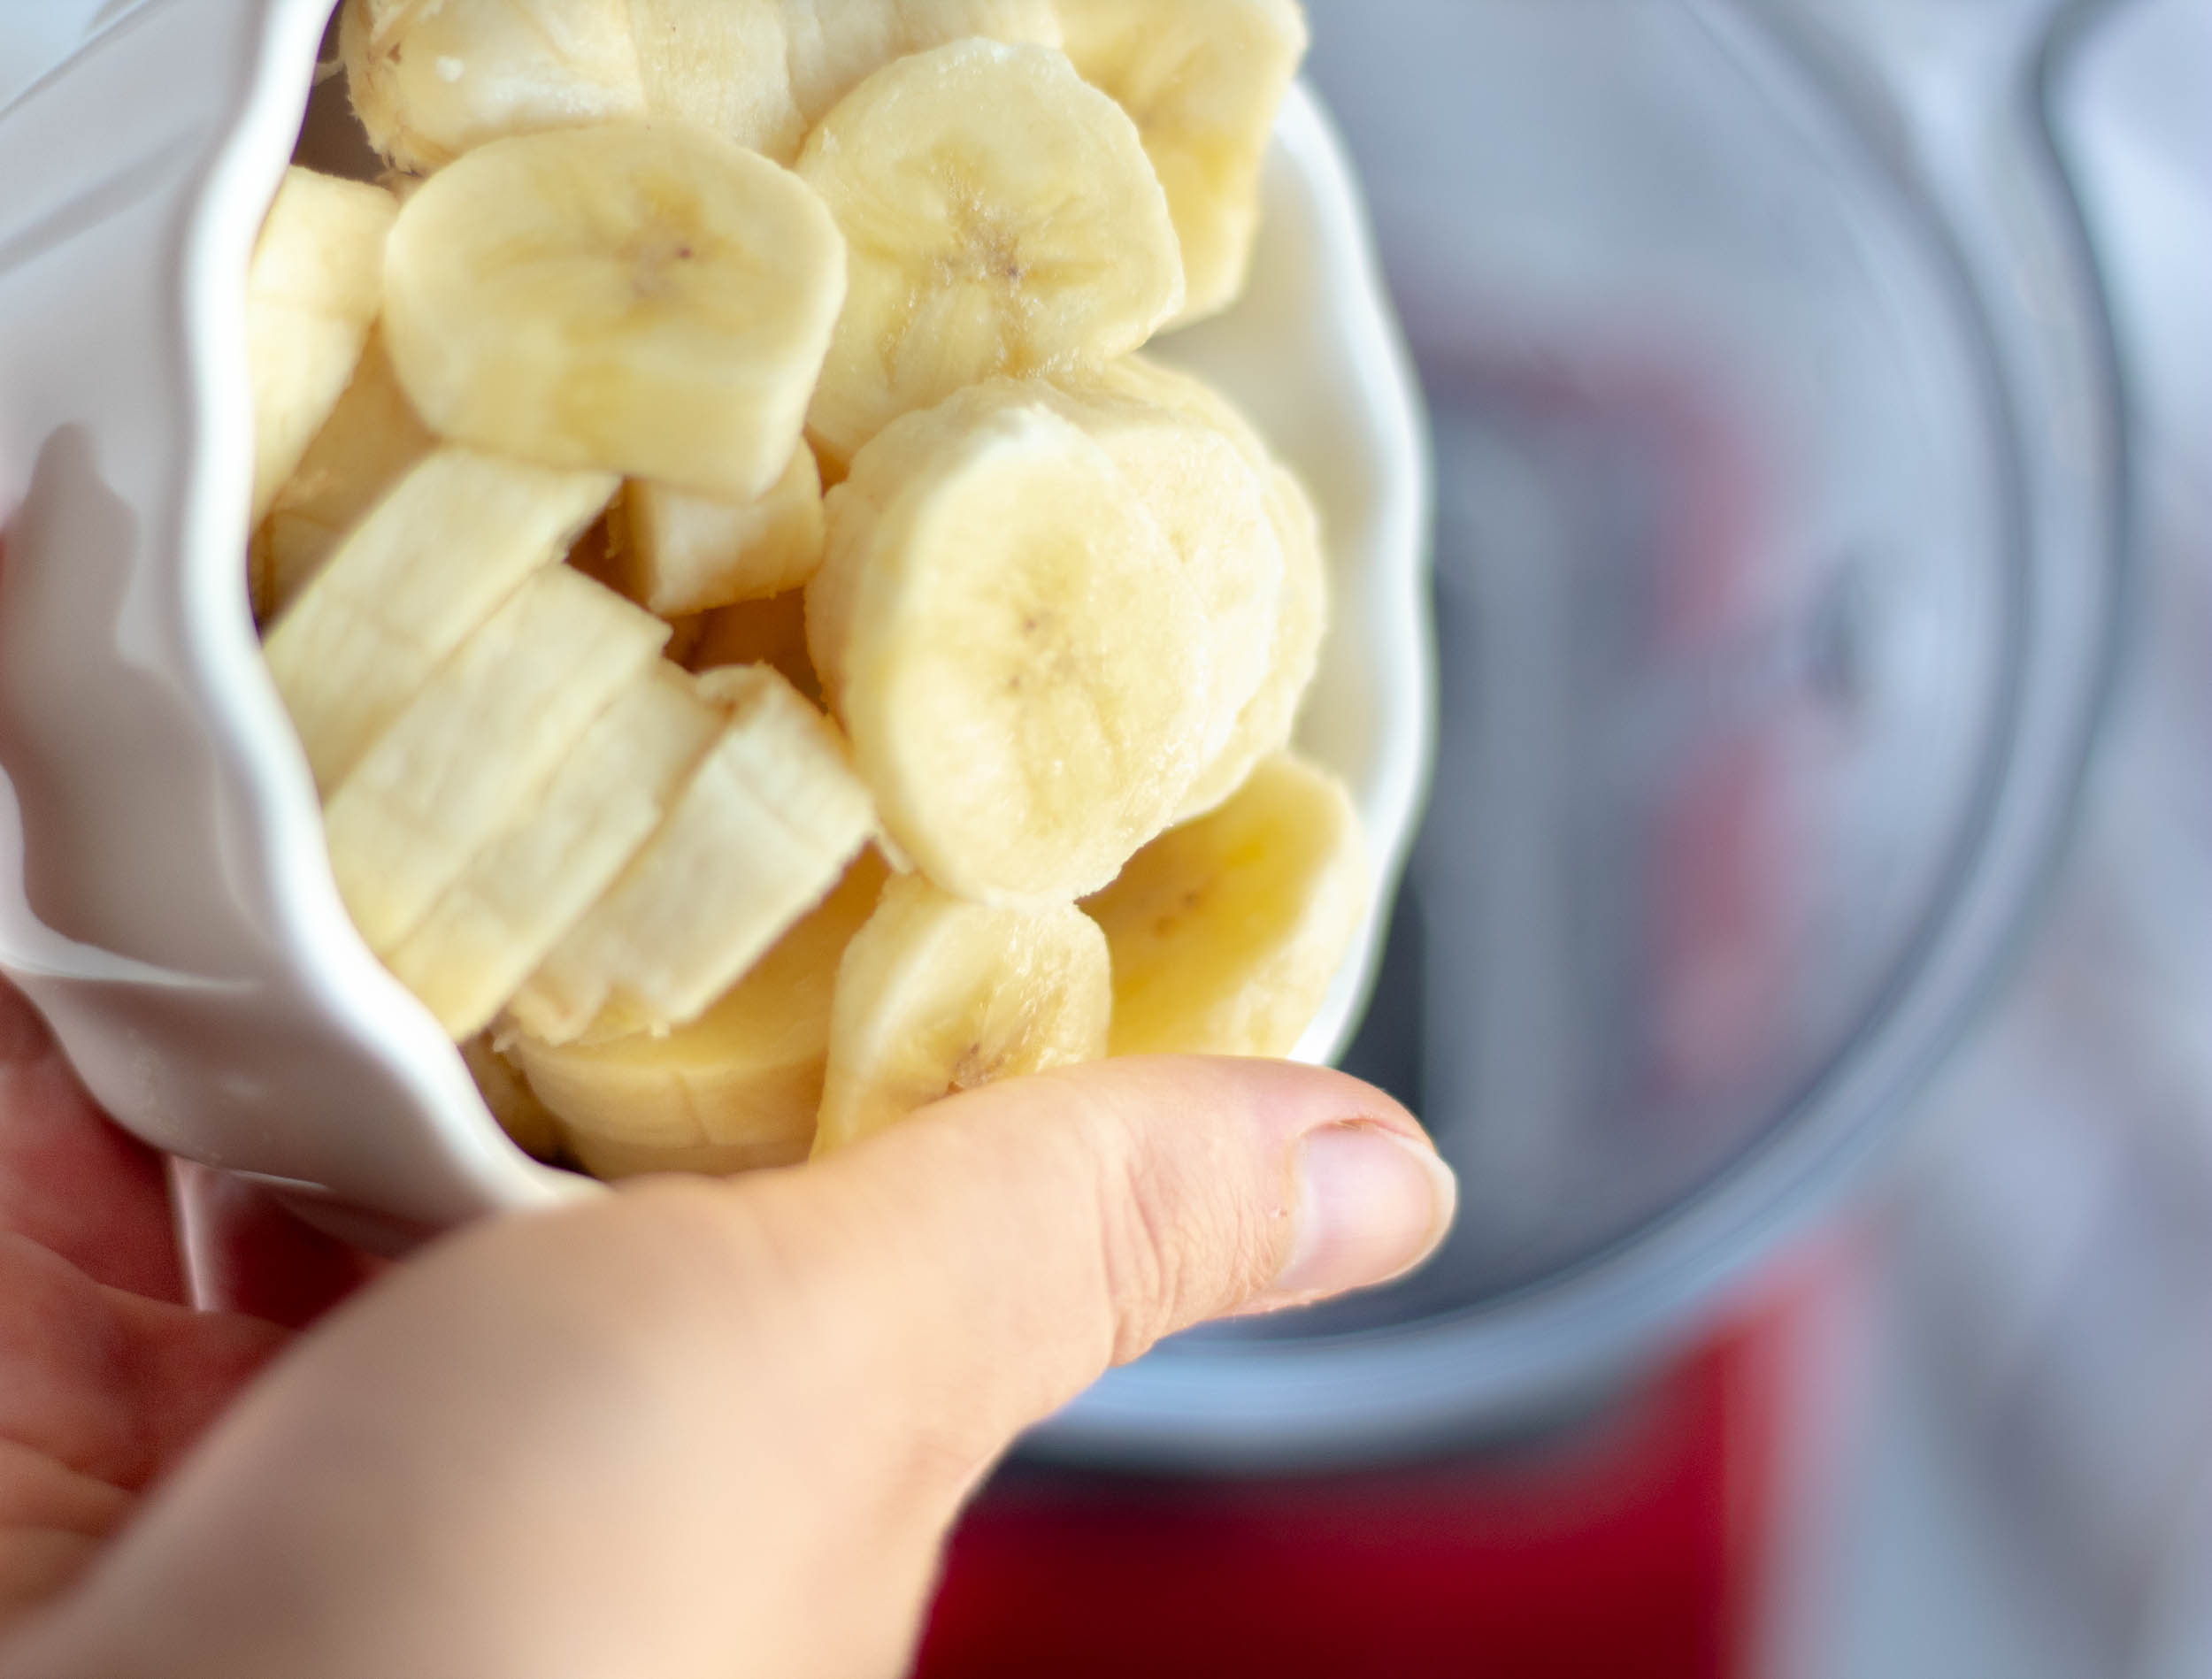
1, 1058, 1453, 1679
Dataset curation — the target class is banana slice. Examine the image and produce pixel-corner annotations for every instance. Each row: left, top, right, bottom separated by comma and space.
610, 445, 825, 618
511, 850, 890, 1175
796, 38, 1182, 471
461, 1034, 562, 1162
340, 0, 646, 176
689, 589, 822, 704
385, 663, 726, 1039
814, 875, 1110, 1155
629, 0, 1061, 166
321, 566, 670, 956
508, 665, 876, 1044
1085, 754, 1366, 1057
383, 122, 848, 503
248, 167, 396, 528
1062, 0, 1308, 323
252, 328, 438, 620
807, 394, 1212, 906
263, 448, 618, 793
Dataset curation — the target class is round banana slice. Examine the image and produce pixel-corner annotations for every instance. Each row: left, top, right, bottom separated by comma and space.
341, 0, 647, 176
511, 851, 889, 1176
814, 875, 1110, 1156
1061, 0, 1310, 324
796, 38, 1183, 471
1085, 754, 1367, 1059
383, 122, 847, 504
808, 396, 1213, 906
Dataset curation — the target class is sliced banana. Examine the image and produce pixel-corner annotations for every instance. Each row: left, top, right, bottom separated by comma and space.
808, 393, 1212, 906
263, 448, 618, 793
340, 0, 646, 176
512, 850, 889, 1173
797, 38, 1182, 471
1085, 754, 1365, 1058
1062, 0, 1308, 323
461, 1034, 562, 1162
384, 663, 726, 1039
689, 589, 822, 705
611, 445, 825, 619
247, 167, 396, 528
383, 122, 848, 503
630, 0, 1061, 166
814, 875, 1110, 1155
508, 665, 876, 1044
253, 327, 438, 621
321, 566, 670, 956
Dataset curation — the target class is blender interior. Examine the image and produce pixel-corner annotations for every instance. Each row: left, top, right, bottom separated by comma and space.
1044, 0, 2124, 1465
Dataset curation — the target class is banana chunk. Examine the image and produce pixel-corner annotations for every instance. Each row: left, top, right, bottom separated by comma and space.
1062, 0, 1309, 323
630, 0, 1061, 165
384, 122, 848, 503
386, 663, 726, 1039
461, 1034, 562, 1162
509, 665, 876, 1044
263, 448, 618, 793
814, 875, 1110, 1155
321, 565, 670, 955
808, 394, 1212, 906
798, 38, 1183, 471
611, 445, 826, 619
1086, 754, 1366, 1058
512, 850, 890, 1175
247, 167, 396, 528
340, 0, 646, 176
253, 328, 438, 620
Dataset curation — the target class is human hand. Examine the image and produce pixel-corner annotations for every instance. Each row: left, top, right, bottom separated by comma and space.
0, 977, 1453, 1679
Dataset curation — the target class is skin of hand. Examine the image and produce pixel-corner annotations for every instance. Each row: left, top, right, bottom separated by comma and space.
0, 976, 1454, 1679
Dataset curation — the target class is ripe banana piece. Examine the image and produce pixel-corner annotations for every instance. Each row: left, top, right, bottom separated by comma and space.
629, 0, 1061, 165
262, 448, 618, 793
797, 38, 1182, 471
689, 589, 821, 704
814, 875, 1110, 1155
321, 565, 670, 956
385, 663, 726, 1039
1085, 753, 1366, 1057
808, 392, 1212, 906
461, 1033, 562, 1162
383, 123, 848, 503
508, 665, 876, 1044
247, 167, 396, 528
252, 328, 437, 621
611, 445, 826, 619
511, 850, 890, 1174
340, 0, 646, 176
1061, 0, 1309, 323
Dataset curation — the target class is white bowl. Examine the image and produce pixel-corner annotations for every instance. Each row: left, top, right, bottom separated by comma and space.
0, 0, 1432, 1253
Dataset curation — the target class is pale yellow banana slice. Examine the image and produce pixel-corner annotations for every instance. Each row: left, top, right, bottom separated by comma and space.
263, 448, 618, 793
610, 445, 825, 619
461, 1034, 562, 1162
247, 167, 396, 528
383, 122, 847, 503
1085, 753, 1365, 1057
630, 0, 1061, 165
1061, 0, 1308, 323
322, 565, 670, 955
384, 663, 726, 1039
252, 327, 437, 620
689, 589, 822, 705
814, 875, 1109, 1155
508, 665, 876, 1044
807, 395, 1212, 906
796, 38, 1182, 471
340, 0, 646, 176
512, 850, 889, 1175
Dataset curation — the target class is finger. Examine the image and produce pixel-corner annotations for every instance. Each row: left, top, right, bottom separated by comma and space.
169, 1165, 386, 1331
0, 1058, 1451, 1679
0, 984, 181, 1303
